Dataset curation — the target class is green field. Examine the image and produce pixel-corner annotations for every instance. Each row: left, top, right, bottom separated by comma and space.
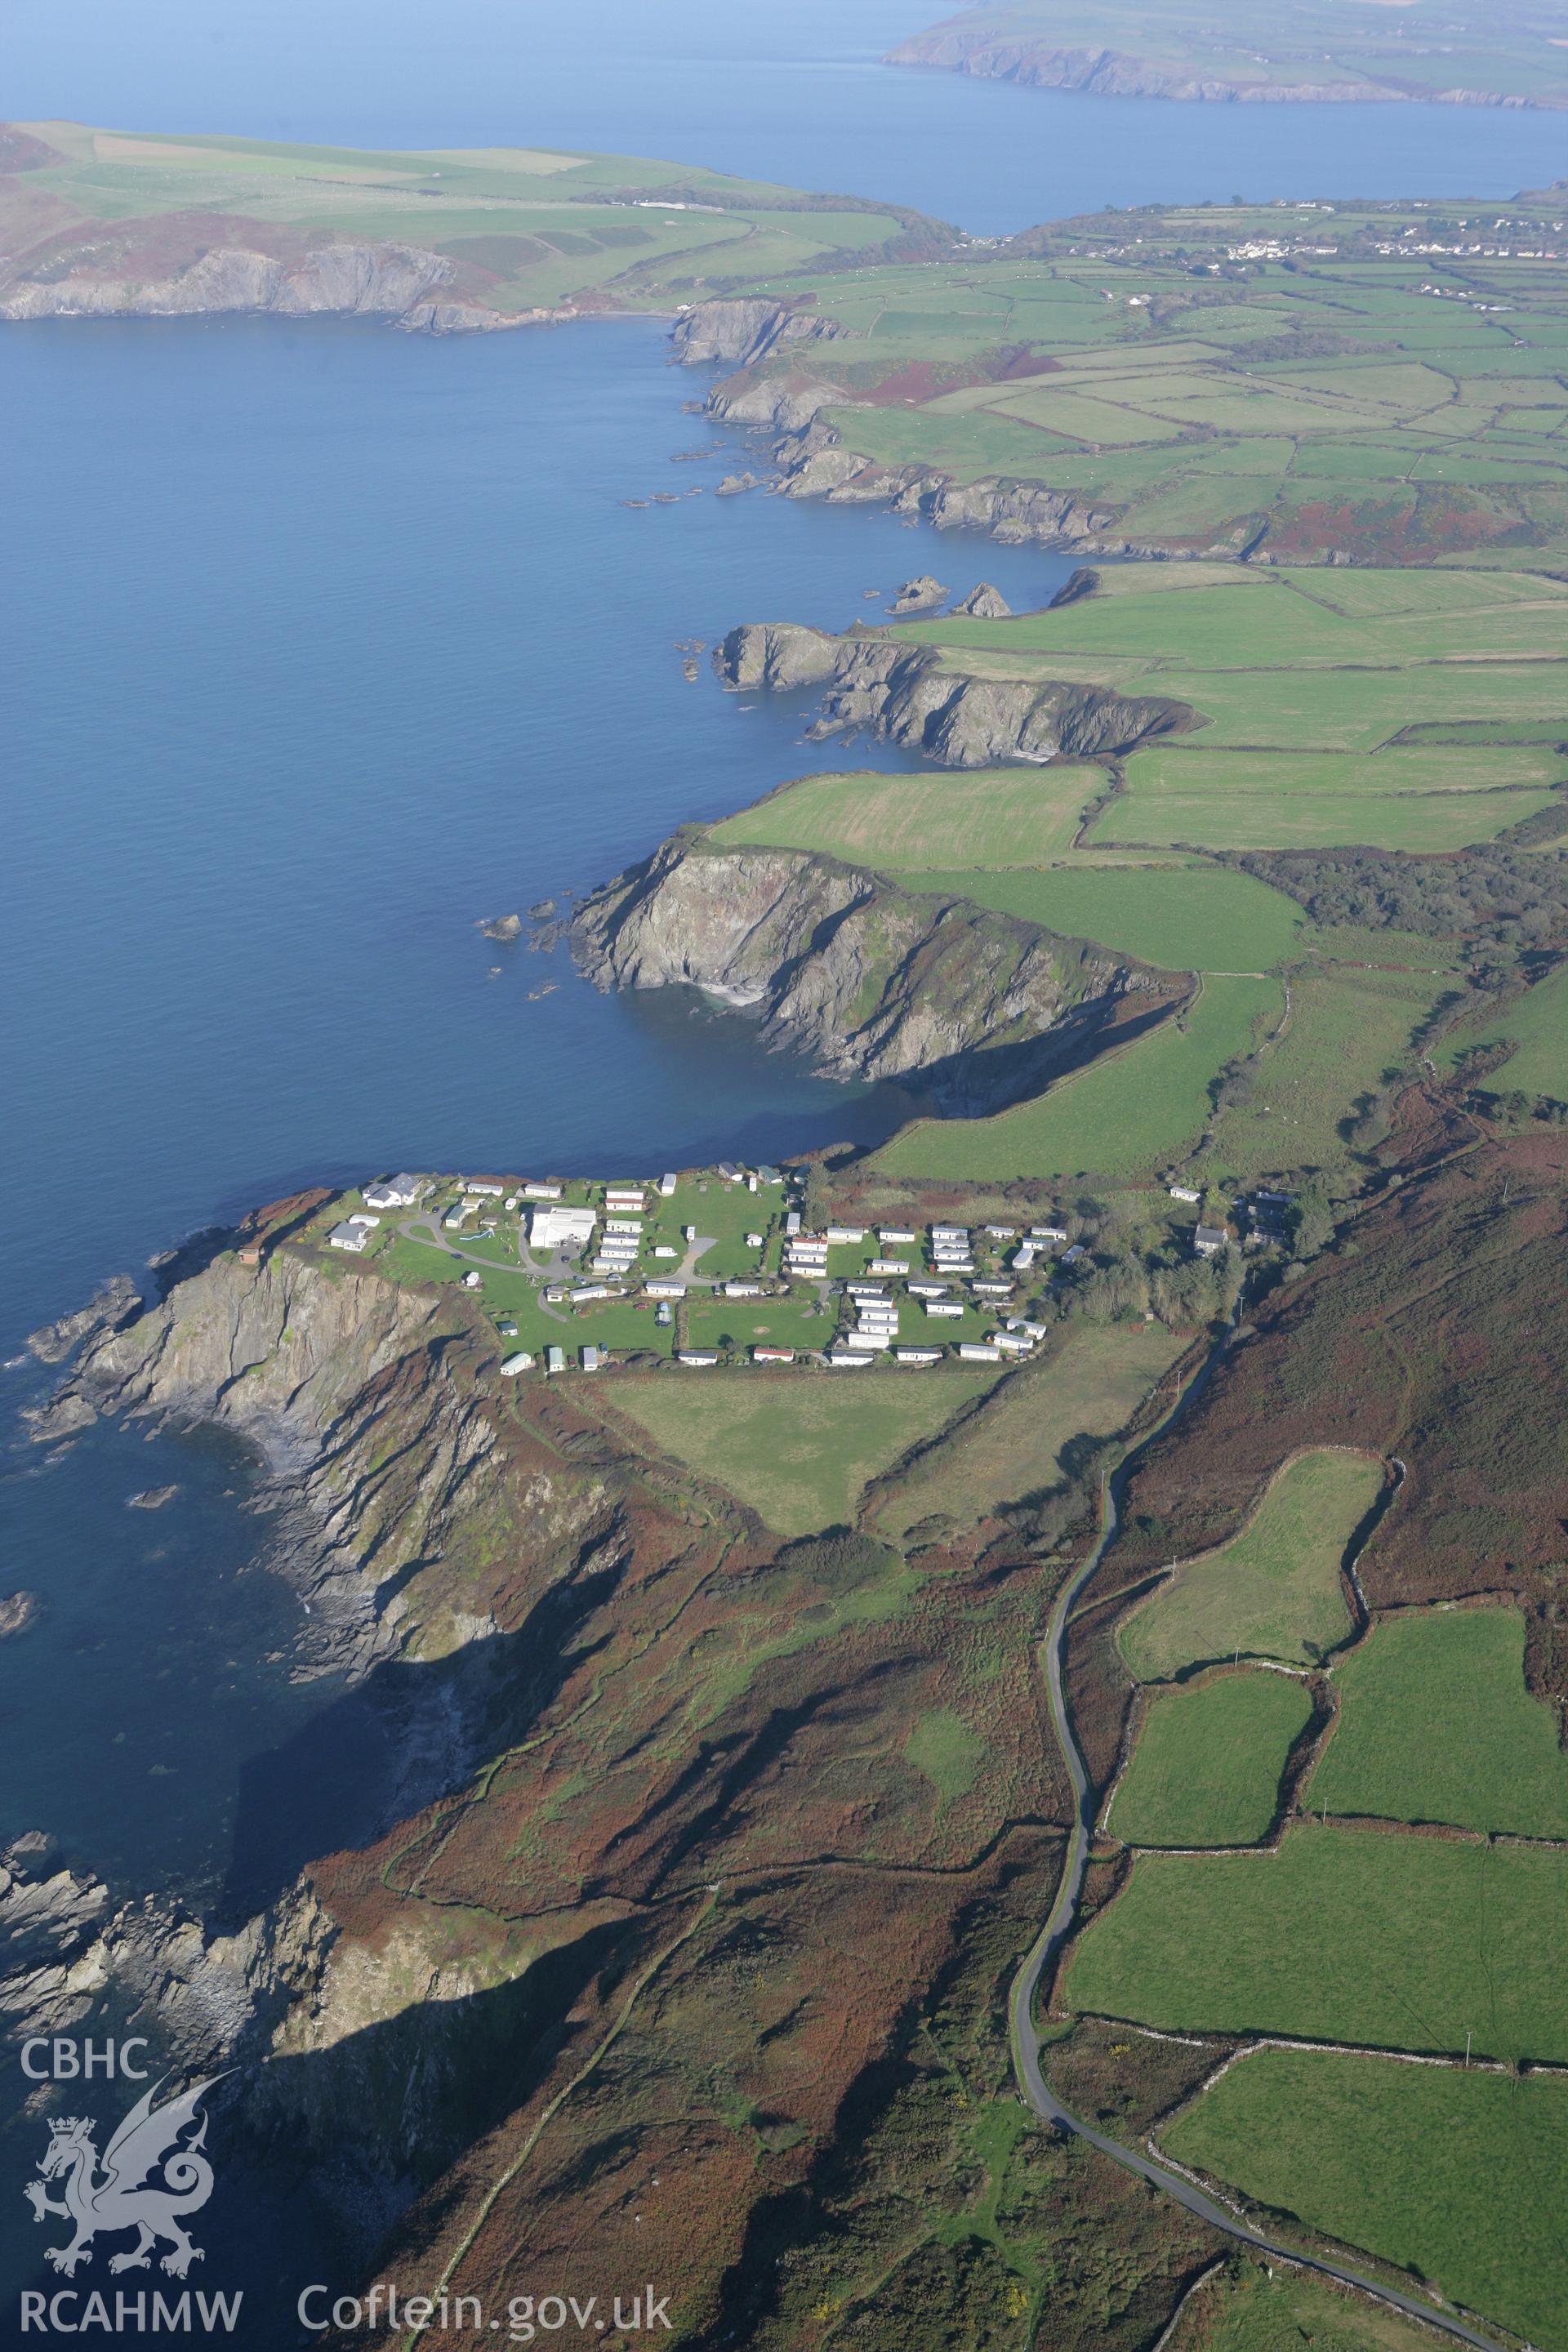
1309, 1606, 1568, 1838
694, 194, 1568, 570
1103, 740, 1565, 853
1118, 1450, 1382, 1681
1107, 1669, 1313, 1849
1125, 744, 1565, 799
708, 767, 1098, 869
903, 863, 1303, 973
1166, 2257, 1481, 2352
1208, 964, 1447, 1183
1163, 2048, 1568, 2351
875, 1324, 1184, 1540
873, 974, 1278, 1183
1165, 2257, 1486, 2352
1065, 1820, 1568, 2062
1090, 785, 1554, 853
1441, 960, 1568, 1103
606, 1366, 1004, 1537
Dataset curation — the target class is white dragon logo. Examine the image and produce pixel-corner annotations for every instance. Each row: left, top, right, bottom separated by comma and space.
24, 2074, 222, 2278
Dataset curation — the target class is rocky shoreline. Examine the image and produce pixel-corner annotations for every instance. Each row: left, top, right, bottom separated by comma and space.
712, 616, 1190, 764
11, 1214, 669, 2241
675, 298, 1271, 560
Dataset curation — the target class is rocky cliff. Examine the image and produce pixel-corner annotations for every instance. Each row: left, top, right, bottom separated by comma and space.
670, 294, 850, 368
681, 373, 1268, 555
572, 835, 1174, 1110
0, 238, 461, 323
759, 411, 1266, 559
713, 619, 1188, 765
27, 1233, 605, 1676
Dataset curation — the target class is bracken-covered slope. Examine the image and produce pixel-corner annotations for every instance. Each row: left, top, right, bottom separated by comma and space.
28, 1205, 1227, 2350
1067, 1125, 1568, 1797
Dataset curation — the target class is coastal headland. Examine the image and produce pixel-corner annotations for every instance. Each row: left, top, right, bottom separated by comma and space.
885, 0, 1568, 110
11, 120, 1568, 2351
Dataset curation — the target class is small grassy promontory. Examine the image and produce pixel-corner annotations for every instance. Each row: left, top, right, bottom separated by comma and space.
1107, 1668, 1313, 1850
1162, 2047, 1568, 2352
1309, 1605, 1568, 1838
1117, 1450, 1381, 1682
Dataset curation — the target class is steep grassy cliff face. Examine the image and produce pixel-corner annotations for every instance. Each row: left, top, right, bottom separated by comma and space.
572, 837, 1176, 1111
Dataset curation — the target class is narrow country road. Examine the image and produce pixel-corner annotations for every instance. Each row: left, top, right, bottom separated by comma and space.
1008, 1330, 1513, 2352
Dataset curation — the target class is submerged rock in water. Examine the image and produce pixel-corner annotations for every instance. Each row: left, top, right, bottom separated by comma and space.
127, 1484, 180, 1512
0, 1592, 38, 1639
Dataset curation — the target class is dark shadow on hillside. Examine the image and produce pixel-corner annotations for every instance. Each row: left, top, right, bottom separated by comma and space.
64, 1913, 645, 2352
216, 1537, 627, 1925
832, 993, 1183, 1167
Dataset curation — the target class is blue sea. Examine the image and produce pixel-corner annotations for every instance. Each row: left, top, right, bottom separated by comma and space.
9, 0, 1568, 234
3, 4, 1563, 2331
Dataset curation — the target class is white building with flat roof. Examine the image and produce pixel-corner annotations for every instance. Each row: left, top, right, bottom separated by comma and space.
530, 1205, 598, 1253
